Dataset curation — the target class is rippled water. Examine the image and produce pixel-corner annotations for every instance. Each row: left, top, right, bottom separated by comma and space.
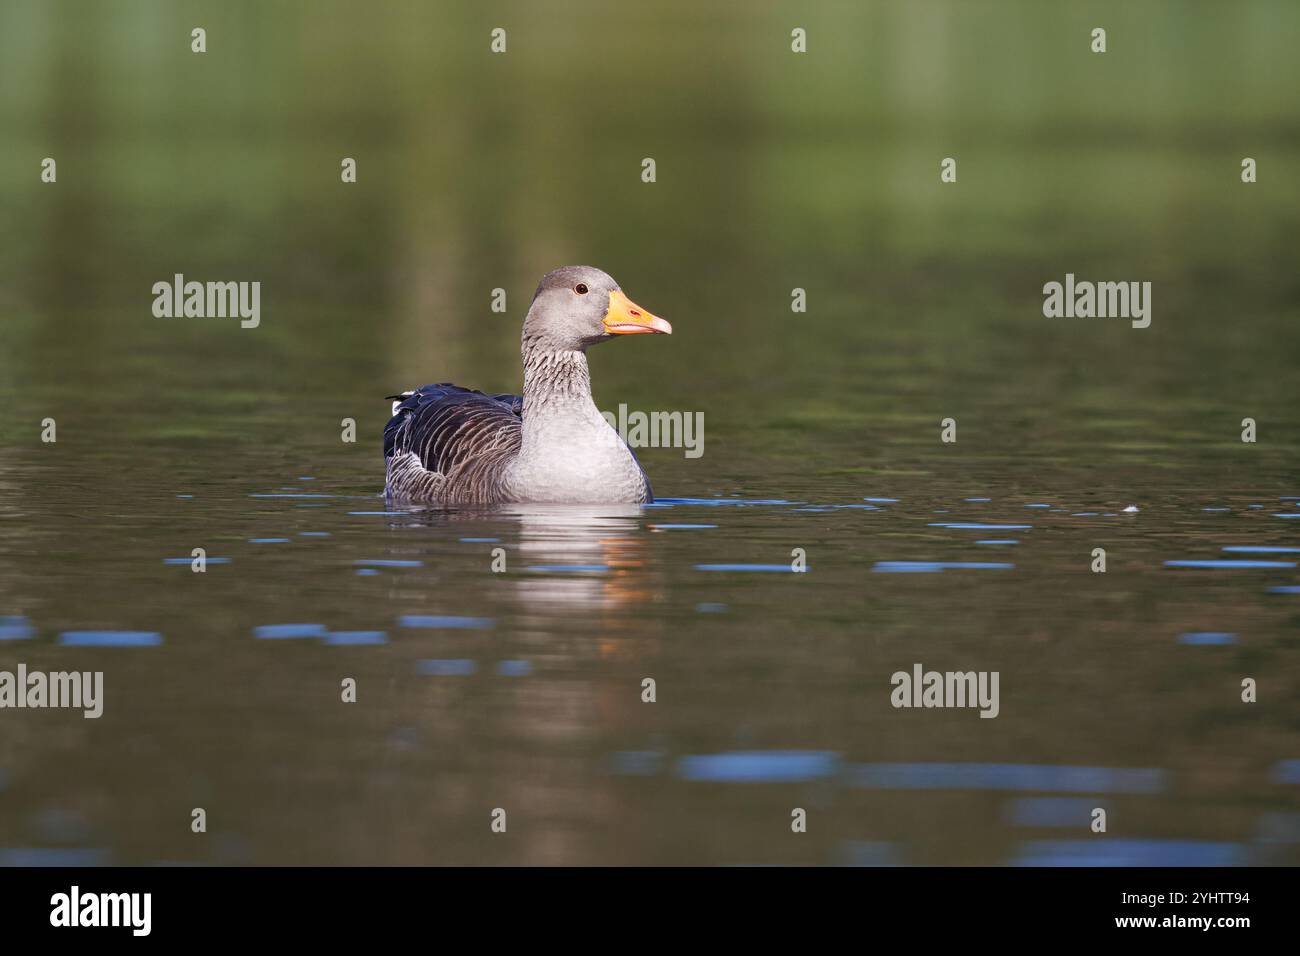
2, 0, 1299, 865
2, 441, 1298, 864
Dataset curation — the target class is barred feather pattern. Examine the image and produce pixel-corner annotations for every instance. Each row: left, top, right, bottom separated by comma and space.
383, 385, 523, 504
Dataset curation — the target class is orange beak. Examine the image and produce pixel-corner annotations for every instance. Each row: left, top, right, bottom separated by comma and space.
603, 289, 672, 335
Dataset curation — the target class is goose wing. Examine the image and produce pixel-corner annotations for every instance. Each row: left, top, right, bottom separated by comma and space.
383, 384, 522, 501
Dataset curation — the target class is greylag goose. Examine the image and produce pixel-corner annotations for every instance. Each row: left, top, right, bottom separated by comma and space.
383, 266, 672, 504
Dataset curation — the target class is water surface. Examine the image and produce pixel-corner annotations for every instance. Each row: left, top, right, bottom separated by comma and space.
1, 0, 1298, 865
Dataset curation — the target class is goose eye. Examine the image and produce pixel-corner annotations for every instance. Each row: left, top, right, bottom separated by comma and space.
574, 283, 589, 295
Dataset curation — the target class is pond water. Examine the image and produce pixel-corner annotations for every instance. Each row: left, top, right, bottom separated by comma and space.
1, 0, 1298, 865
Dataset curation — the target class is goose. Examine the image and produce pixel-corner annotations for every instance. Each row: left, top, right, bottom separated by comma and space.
383, 266, 672, 505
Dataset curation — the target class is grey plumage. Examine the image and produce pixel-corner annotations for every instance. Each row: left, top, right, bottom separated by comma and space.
383, 266, 671, 505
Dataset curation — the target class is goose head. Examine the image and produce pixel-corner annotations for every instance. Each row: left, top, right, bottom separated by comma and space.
523, 265, 671, 353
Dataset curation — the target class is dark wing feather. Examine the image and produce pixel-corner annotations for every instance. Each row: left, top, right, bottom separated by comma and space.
383, 384, 522, 502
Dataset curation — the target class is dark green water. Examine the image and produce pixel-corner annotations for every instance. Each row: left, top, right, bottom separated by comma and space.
1, 1, 1298, 865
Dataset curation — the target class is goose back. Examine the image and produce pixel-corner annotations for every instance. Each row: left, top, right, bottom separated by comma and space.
384, 384, 523, 503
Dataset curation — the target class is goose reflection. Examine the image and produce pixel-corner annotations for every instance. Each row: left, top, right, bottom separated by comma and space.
499, 503, 654, 614
398, 501, 655, 614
